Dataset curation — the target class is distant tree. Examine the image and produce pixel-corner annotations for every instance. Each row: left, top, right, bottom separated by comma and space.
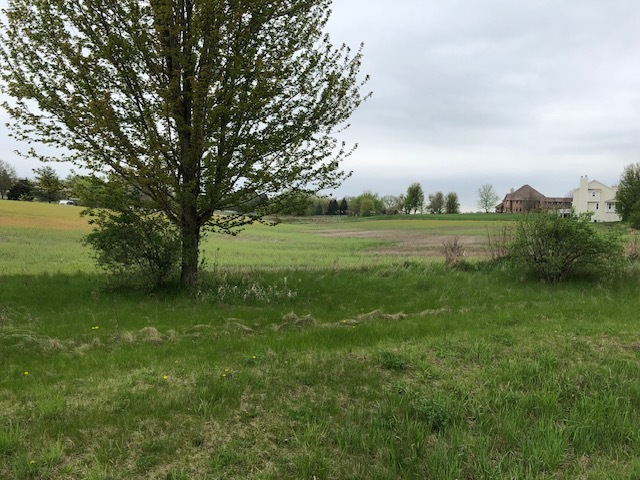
403, 183, 424, 214
278, 192, 316, 216
445, 192, 460, 214
33, 166, 63, 203
427, 192, 445, 214
477, 184, 499, 213
0, 160, 17, 199
65, 174, 111, 207
350, 191, 383, 216
326, 199, 340, 215
616, 163, 640, 228
339, 198, 349, 216
7, 178, 34, 201
381, 195, 402, 215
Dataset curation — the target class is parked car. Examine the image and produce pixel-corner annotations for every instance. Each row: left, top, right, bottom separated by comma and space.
58, 199, 77, 206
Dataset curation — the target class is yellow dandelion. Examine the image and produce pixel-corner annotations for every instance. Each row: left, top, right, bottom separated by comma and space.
23, 371, 29, 376
29, 460, 36, 465
252, 355, 257, 359
163, 375, 168, 380
225, 368, 229, 372
222, 373, 227, 378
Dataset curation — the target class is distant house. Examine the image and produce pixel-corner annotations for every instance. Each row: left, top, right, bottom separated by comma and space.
495, 185, 571, 213
572, 176, 620, 222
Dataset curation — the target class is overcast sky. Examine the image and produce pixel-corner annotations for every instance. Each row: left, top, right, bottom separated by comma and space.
2, 0, 640, 211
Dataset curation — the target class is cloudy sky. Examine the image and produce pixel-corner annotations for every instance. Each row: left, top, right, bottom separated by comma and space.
326, 0, 640, 210
2, 0, 640, 211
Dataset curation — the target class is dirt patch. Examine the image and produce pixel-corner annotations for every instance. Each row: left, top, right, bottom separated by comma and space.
318, 229, 487, 257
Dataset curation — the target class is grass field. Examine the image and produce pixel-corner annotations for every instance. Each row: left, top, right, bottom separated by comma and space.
2, 201, 640, 479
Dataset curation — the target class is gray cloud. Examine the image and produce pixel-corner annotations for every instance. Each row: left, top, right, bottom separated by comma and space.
325, 0, 640, 208
2, 0, 639, 211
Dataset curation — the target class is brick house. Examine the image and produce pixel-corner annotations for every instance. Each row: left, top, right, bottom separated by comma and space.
495, 185, 572, 213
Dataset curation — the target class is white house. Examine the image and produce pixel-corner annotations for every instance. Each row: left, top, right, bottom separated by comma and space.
572, 176, 620, 222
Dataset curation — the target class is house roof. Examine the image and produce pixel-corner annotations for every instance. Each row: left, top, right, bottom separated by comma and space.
586, 179, 617, 192
502, 184, 545, 201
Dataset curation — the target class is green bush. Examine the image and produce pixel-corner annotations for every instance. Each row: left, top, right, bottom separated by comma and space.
510, 212, 625, 283
83, 207, 181, 287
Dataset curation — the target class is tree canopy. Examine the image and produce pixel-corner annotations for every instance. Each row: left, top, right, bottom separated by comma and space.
427, 191, 444, 214
477, 184, 499, 213
615, 163, 640, 228
34, 166, 63, 203
0, 0, 369, 285
0, 159, 17, 199
403, 182, 424, 214
445, 192, 460, 214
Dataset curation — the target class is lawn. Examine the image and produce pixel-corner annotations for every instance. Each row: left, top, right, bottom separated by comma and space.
2, 201, 640, 479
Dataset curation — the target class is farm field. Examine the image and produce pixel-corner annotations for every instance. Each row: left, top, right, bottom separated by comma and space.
2, 201, 640, 479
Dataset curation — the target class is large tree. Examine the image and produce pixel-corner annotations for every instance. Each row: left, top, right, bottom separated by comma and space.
616, 163, 640, 228
427, 191, 444, 214
403, 182, 424, 214
477, 184, 499, 213
0, 160, 17, 199
0, 0, 368, 285
445, 192, 460, 214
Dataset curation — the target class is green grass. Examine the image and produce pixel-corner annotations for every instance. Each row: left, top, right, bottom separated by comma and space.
2, 201, 640, 478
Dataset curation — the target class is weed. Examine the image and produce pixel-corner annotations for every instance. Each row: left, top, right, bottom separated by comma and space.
379, 351, 409, 370
411, 397, 451, 432
442, 236, 466, 268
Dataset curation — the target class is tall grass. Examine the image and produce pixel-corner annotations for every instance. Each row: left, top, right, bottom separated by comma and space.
2, 201, 640, 478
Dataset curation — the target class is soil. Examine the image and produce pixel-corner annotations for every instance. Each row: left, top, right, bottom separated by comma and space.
317, 229, 487, 257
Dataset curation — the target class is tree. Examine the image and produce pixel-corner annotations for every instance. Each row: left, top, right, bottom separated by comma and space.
445, 192, 460, 214
381, 195, 401, 215
33, 166, 63, 203
0, 160, 17, 199
326, 198, 339, 215
477, 184, 499, 213
403, 183, 424, 214
1, 0, 369, 286
277, 191, 315, 216
7, 178, 33, 201
427, 192, 444, 214
349, 191, 383, 216
339, 198, 349, 216
616, 163, 640, 228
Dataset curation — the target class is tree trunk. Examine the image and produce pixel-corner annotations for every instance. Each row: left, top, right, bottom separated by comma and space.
180, 205, 200, 287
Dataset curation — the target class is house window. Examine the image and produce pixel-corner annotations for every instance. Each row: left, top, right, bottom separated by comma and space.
596, 203, 599, 210
607, 203, 614, 210
591, 191, 596, 197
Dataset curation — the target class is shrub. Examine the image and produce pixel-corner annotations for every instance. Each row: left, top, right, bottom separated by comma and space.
83, 207, 181, 287
510, 212, 625, 283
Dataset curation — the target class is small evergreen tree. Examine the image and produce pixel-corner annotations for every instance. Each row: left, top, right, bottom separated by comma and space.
33, 166, 63, 203
339, 198, 349, 215
326, 199, 339, 215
